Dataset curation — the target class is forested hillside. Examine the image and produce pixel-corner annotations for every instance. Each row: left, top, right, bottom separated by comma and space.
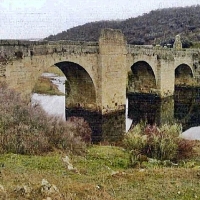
45, 5, 200, 47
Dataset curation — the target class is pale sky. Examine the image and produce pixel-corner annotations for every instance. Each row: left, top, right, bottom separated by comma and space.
0, 0, 199, 39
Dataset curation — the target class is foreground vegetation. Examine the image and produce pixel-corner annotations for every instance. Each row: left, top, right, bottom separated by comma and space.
0, 82, 200, 199
124, 123, 195, 163
0, 82, 91, 155
0, 145, 200, 199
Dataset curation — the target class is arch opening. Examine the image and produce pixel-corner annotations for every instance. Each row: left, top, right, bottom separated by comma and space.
32, 65, 66, 96
127, 61, 157, 94
174, 64, 196, 124
175, 64, 194, 86
55, 61, 97, 111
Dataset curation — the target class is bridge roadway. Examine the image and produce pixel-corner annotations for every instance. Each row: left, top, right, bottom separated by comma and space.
0, 29, 200, 142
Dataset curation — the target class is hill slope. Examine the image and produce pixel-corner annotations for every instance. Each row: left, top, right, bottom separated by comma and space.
45, 5, 200, 47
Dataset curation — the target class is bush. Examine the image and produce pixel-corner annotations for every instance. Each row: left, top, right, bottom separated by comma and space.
123, 124, 147, 152
123, 123, 194, 162
0, 82, 91, 155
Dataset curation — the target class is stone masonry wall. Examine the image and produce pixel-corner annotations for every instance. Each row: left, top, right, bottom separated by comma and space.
1, 30, 200, 109
1, 40, 100, 103
99, 29, 127, 114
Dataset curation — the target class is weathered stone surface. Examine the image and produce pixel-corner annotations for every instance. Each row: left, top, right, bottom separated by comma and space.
1, 29, 200, 104
41, 179, 62, 199
62, 155, 79, 172
1, 29, 200, 140
14, 184, 32, 198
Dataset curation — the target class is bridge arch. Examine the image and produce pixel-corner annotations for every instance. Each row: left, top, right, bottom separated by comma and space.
127, 61, 157, 93
54, 61, 97, 110
175, 64, 194, 86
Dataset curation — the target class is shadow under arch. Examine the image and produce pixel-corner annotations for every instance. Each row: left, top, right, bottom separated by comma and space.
54, 61, 105, 143
54, 61, 97, 111
175, 64, 194, 86
174, 64, 200, 130
127, 61, 157, 94
127, 61, 160, 128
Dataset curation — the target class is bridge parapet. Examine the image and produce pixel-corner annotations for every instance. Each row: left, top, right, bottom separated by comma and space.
42, 40, 99, 56
128, 44, 200, 61
128, 45, 175, 60
0, 39, 99, 61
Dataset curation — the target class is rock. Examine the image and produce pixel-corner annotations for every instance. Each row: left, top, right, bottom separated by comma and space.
14, 185, 32, 197
41, 179, 62, 199
0, 184, 6, 199
41, 179, 51, 191
62, 155, 71, 165
111, 170, 119, 176
181, 126, 200, 140
62, 156, 79, 173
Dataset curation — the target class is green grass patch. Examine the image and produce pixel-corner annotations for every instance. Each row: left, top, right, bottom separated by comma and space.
0, 145, 200, 199
0, 153, 64, 172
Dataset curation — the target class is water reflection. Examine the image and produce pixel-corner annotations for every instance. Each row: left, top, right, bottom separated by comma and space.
65, 87, 200, 142
66, 108, 125, 143
127, 93, 174, 127
174, 86, 200, 131
127, 86, 200, 132
33, 73, 200, 140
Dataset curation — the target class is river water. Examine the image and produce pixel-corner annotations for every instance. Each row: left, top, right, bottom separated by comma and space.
32, 73, 66, 120
32, 73, 133, 132
32, 73, 200, 140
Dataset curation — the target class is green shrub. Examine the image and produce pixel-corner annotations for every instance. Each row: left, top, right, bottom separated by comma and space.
123, 123, 194, 162
0, 82, 91, 155
123, 124, 147, 152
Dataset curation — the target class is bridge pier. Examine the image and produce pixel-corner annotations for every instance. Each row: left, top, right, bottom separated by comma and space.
65, 29, 128, 143
1, 29, 200, 143
66, 108, 125, 143
156, 59, 175, 97
97, 29, 127, 142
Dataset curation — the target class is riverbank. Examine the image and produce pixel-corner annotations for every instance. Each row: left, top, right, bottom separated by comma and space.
32, 73, 65, 96
1, 144, 200, 199
1, 78, 200, 199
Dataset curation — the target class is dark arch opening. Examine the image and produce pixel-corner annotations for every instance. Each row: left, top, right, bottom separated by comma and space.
55, 62, 101, 142
174, 64, 197, 128
127, 61, 158, 127
55, 61, 96, 110
175, 64, 193, 86
127, 61, 156, 94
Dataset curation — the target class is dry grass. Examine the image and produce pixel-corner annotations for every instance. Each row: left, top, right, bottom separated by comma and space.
45, 66, 65, 76
32, 76, 64, 95
0, 144, 200, 199
1, 80, 200, 199
123, 123, 195, 162
0, 82, 91, 155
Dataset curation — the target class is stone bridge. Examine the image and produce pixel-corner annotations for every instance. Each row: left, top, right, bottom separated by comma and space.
1, 29, 200, 142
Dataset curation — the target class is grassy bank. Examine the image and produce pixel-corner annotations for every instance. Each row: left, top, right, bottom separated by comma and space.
1, 145, 200, 199
45, 66, 65, 76
32, 76, 64, 96
1, 81, 200, 199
